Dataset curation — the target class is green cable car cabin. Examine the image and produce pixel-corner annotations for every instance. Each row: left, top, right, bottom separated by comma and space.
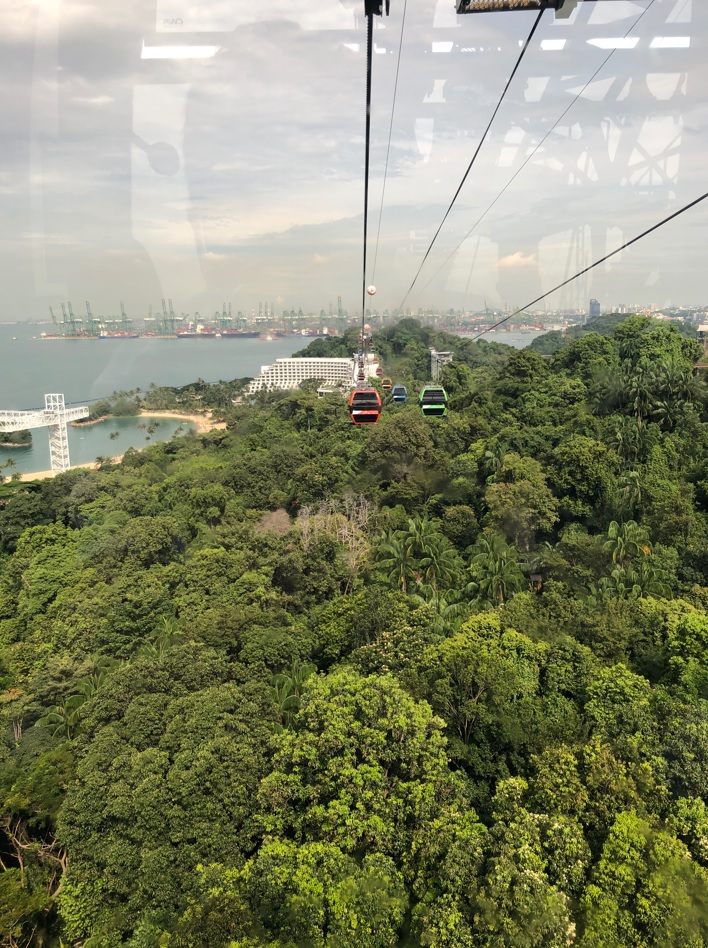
419, 385, 448, 417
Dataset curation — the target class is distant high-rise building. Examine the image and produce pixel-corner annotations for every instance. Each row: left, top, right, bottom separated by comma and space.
589, 299, 601, 319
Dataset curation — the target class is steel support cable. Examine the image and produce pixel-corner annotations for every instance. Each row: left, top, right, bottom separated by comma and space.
372, 0, 408, 284
419, 0, 656, 296
362, 11, 375, 354
467, 189, 708, 342
398, 6, 545, 312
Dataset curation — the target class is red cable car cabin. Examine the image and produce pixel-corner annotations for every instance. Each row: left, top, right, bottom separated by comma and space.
349, 388, 382, 424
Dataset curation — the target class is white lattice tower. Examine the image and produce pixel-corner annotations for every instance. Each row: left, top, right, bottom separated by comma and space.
430, 349, 453, 382
45, 394, 71, 473
0, 394, 89, 476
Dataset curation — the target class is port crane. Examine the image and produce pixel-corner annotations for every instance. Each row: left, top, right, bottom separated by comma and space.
119, 302, 133, 333
66, 301, 82, 336
85, 301, 101, 335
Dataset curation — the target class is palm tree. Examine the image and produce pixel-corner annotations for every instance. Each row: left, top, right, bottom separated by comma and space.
603, 520, 648, 567
467, 533, 525, 606
650, 396, 688, 430
417, 535, 461, 593
585, 576, 616, 608
591, 365, 626, 416
375, 532, 417, 594
655, 355, 705, 404
79, 655, 120, 694
410, 584, 471, 634
270, 659, 316, 731
402, 516, 442, 558
35, 694, 87, 740
624, 365, 656, 424
483, 443, 506, 479
616, 471, 643, 517
634, 559, 671, 598
109, 431, 120, 441
136, 616, 186, 662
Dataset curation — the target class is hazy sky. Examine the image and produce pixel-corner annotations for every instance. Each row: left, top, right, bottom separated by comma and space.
1, 0, 705, 321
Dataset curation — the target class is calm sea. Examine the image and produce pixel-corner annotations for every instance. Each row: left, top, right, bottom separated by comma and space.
0, 323, 537, 475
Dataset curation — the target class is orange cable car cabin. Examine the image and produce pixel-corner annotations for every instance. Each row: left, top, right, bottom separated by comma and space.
349, 388, 382, 424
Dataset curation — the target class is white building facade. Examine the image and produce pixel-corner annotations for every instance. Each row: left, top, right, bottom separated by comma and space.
246, 357, 358, 394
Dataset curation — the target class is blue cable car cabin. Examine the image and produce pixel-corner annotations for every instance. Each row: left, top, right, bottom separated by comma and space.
391, 384, 407, 404
419, 385, 448, 417
349, 388, 382, 424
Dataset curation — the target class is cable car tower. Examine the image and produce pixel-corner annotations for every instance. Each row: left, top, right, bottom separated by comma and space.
0, 395, 89, 476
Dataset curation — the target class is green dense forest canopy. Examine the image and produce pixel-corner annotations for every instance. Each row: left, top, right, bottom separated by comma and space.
528, 309, 697, 355
2, 315, 708, 947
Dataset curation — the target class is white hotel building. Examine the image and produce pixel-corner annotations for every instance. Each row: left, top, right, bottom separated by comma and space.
245, 357, 361, 394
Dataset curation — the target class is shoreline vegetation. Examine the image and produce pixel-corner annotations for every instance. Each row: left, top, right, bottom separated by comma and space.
70, 415, 110, 428
17, 410, 220, 481
0, 429, 32, 449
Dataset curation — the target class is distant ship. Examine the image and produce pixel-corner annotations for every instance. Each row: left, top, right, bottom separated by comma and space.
176, 325, 217, 339
98, 331, 140, 339
219, 329, 260, 339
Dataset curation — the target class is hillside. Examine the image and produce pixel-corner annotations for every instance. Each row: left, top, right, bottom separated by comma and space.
529, 311, 698, 355
1, 317, 708, 947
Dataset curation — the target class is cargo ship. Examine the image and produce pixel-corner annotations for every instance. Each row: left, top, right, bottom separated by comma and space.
98, 331, 140, 339
176, 325, 217, 339
219, 329, 260, 339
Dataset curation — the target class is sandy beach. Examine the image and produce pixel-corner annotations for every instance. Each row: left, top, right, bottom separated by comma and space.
137, 409, 226, 433
16, 410, 224, 482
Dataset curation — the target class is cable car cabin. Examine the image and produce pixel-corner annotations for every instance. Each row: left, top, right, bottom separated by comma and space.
381, 377, 392, 391
391, 384, 407, 403
375, 367, 384, 377
419, 385, 448, 418
349, 388, 382, 424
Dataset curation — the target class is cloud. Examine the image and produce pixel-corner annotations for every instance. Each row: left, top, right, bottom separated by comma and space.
73, 95, 115, 106
0, 0, 707, 316
499, 252, 537, 269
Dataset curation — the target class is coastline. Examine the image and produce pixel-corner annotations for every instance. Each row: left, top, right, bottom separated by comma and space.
138, 409, 227, 432
71, 416, 109, 428
15, 410, 224, 482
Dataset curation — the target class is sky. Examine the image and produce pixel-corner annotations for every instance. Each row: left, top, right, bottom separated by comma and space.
0, 0, 705, 321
